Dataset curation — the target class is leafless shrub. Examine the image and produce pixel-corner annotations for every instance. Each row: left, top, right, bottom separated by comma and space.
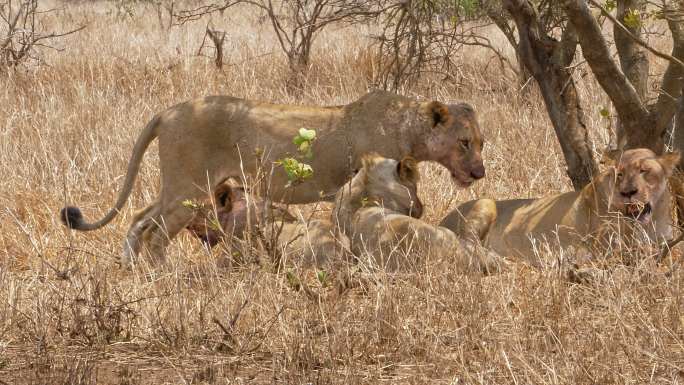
175, 0, 387, 92
197, 24, 227, 69
0, 0, 84, 70
23, 354, 98, 385
153, 0, 175, 30
373, 0, 517, 91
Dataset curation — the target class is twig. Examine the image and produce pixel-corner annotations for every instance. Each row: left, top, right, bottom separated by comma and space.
656, 231, 684, 262
197, 25, 227, 69
588, 0, 684, 69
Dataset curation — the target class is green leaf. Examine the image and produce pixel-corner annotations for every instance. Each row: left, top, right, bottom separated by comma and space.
182, 199, 201, 210
298, 127, 316, 141
209, 218, 222, 232
599, 107, 610, 118
278, 128, 317, 187
298, 163, 313, 179
316, 270, 328, 286
604, 0, 616, 12
450, 15, 458, 26
624, 9, 641, 29
298, 141, 310, 155
276, 157, 314, 184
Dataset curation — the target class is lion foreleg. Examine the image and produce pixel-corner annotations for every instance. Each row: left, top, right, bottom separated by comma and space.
462, 199, 497, 243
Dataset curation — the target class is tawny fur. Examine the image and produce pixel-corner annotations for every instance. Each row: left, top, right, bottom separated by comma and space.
441, 149, 680, 264
334, 154, 503, 273
184, 181, 349, 268
60, 91, 487, 267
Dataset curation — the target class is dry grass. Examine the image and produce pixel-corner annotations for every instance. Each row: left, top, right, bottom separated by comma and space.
0, 2, 683, 384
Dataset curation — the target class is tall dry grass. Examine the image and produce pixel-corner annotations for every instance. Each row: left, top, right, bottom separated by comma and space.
0, 2, 682, 384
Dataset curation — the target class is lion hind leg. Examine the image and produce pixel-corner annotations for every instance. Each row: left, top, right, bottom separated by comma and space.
141, 203, 196, 265
122, 201, 161, 268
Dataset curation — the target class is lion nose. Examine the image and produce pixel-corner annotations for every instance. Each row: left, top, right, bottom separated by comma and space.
621, 188, 638, 198
470, 165, 485, 180
411, 200, 424, 219
415, 204, 424, 219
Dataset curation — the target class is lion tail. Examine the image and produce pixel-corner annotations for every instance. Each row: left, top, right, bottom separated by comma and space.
60, 115, 161, 231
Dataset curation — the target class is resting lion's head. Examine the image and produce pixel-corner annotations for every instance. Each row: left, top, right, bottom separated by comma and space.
186, 182, 295, 246
415, 101, 486, 188
334, 153, 423, 230
361, 153, 424, 218
603, 148, 680, 224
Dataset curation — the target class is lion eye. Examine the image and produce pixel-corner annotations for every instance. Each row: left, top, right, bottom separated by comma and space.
460, 139, 471, 150
640, 168, 649, 174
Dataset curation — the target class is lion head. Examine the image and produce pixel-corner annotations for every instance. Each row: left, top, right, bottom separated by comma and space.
186, 182, 295, 246
333, 153, 423, 233
603, 148, 680, 224
414, 101, 486, 188
361, 153, 424, 218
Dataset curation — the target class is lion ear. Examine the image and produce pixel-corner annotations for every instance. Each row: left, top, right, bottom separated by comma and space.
361, 152, 382, 171
397, 156, 419, 183
601, 149, 622, 167
214, 183, 234, 210
422, 101, 450, 127
658, 151, 681, 176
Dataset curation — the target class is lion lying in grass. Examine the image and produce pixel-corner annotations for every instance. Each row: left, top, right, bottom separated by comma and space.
60, 91, 488, 267
441, 149, 680, 264
183, 181, 294, 247
334, 153, 503, 273
183, 181, 350, 268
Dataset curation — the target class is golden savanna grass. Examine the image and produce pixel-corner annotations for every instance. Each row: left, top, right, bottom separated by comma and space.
0, 2, 682, 384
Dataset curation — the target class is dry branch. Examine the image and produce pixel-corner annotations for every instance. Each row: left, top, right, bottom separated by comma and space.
589, 0, 684, 69
563, 0, 649, 126
0, 0, 84, 69
563, 0, 684, 153
176, 0, 386, 92
503, 0, 597, 189
198, 25, 227, 69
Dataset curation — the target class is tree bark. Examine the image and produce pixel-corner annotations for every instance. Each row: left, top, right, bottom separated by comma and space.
614, 0, 649, 147
504, 0, 597, 189
672, 94, 684, 226
563, 0, 669, 152
487, 9, 533, 90
650, 6, 684, 135
614, 0, 649, 100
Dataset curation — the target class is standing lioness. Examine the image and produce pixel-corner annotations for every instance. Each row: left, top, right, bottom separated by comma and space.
60, 91, 486, 266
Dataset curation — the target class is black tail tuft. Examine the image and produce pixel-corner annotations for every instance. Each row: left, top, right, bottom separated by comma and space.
60, 206, 84, 229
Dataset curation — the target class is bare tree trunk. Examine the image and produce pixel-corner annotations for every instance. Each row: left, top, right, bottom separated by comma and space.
677, 96, 684, 151
614, 0, 649, 147
286, 53, 310, 94
672, 94, 684, 226
504, 0, 597, 189
562, 0, 684, 153
653, 6, 684, 140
